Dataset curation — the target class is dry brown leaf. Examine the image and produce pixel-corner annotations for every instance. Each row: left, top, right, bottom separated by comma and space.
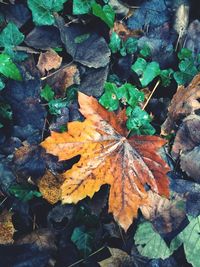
161, 74, 200, 135
37, 49, 62, 75
0, 210, 15, 244
113, 21, 141, 41
46, 64, 79, 94
38, 170, 64, 204
141, 191, 186, 234
16, 228, 56, 251
41, 92, 170, 231
181, 146, 200, 181
98, 247, 133, 267
171, 114, 200, 159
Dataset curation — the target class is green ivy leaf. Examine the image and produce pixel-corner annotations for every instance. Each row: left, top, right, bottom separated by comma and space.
159, 68, 174, 87
122, 37, 138, 55
0, 103, 12, 120
178, 48, 192, 61
139, 45, 151, 58
92, 3, 115, 28
116, 83, 144, 107
71, 226, 95, 257
174, 59, 198, 85
40, 84, 55, 102
131, 57, 147, 76
131, 58, 160, 87
27, 0, 68, 26
109, 32, 121, 53
9, 184, 42, 202
170, 216, 200, 267
0, 77, 5, 91
140, 61, 160, 87
99, 82, 119, 111
126, 106, 155, 135
0, 54, 22, 81
73, 0, 95, 15
134, 222, 172, 259
48, 98, 68, 115
0, 22, 24, 47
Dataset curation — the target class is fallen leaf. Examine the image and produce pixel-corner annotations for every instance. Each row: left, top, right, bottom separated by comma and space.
41, 92, 170, 231
25, 26, 62, 50
141, 191, 186, 235
98, 247, 134, 267
180, 146, 200, 182
134, 221, 172, 260
161, 74, 200, 135
113, 21, 139, 41
37, 49, 62, 75
0, 210, 15, 244
46, 64, 80, 94
171, 114, 200, 159
38, 170, 64, 204
16, 228, 56, 251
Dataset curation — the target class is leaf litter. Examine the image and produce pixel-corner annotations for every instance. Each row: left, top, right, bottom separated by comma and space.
0, 0, 200, 266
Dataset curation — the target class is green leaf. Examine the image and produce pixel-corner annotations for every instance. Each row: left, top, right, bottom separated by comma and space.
178, 48, 192, 61
134, 222, 172, 259
140, 62, 160, 87
48, 98, 68, 115
0, 123, 3, 128
27, 0, 68, 26
0, 22, 24, 47
71, 226, 95, 257
0, 103, 12, 120
109, 32, 121, 53
131, 57, 147, 76
131, 58, 160, 87
139, 45, 151, 58
92, 3, 115, 28
99, 82, 119, 111
0, 54, 22, 81
116, 83, 144, 107
174, 59, 198, 85
74, 33, 91, 44
73, 0, 95, 15
159, 68, 174, 87
122, 37, 138, 54
126, 106, 155, 135
170, 215, 200, 267
65, 86, 77, 104
107, 74, 122, 86
9, 184, 42, 202
40, 84, 55, 102
0, 77, 5, 90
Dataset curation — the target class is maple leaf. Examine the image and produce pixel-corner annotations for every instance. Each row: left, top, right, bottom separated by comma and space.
41, 92, 170, 231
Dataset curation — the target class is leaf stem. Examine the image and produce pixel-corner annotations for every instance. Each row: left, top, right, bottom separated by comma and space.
142, 79, 160, 110
66, 246, 105, 267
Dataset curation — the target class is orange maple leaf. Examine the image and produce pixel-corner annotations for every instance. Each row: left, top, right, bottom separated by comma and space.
41, 92, 170, 231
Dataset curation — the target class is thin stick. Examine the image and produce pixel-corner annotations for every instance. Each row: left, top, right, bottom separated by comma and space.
41, 61, 74, 81
67, 246, 105, 267
0, 197, 8, 207
142, 80, 160, 110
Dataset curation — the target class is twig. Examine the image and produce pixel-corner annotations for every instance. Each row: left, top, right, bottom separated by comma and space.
41, 61, 74, 81
66, 246, 105, 267
142, 80, 160, 110
0, 197, 8, 207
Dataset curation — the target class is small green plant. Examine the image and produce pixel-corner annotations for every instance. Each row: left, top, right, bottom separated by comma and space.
99, 82, 155, 135
173, 48, 200, 85
72, 0, 115, 28
9, 184, 42, 202
40, 84, 77, 116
